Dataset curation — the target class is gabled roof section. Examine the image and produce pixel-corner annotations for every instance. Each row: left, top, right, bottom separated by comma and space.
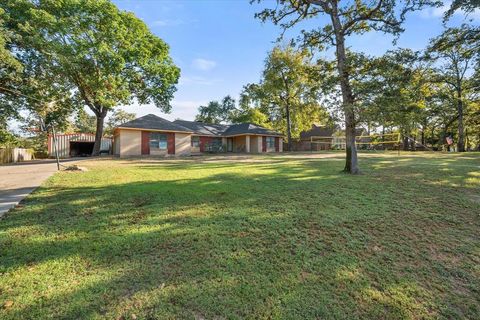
223, 123, 283, 137
172, 120, 229, 136
117, 114, 192, 132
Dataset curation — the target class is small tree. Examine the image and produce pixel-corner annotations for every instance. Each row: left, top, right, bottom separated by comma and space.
195, 95, 237, 124
74, 109, 97, 134
105, 109, 136, 135
240, 46, 328, 148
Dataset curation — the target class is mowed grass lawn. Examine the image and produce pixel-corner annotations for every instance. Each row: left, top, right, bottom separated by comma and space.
1, 152, 479, 320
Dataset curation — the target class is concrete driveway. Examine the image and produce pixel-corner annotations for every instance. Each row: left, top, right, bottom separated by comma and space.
0, 159, 80, 217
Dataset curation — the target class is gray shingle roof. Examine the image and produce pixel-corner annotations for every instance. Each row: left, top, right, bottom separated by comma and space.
172, 120, 229, 136
117, 116, 283, 137
118, 114, 192, 132
222, 123, 283, 137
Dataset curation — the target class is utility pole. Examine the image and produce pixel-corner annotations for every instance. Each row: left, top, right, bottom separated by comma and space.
51, 125, 60, 171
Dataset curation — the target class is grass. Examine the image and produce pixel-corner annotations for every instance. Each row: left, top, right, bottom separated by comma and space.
0, 152, 479, 319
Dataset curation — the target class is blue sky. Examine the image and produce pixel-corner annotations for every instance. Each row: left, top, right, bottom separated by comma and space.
111, 0, 476, 122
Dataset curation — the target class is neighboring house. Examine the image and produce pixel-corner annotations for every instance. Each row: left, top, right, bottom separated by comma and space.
300, 124, 336, 151
113, 114, 283, 157
287, 124, 336, 151
289, 124, 369, 151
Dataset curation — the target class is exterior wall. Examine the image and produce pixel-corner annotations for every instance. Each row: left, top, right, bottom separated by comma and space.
221, 137, 227, 151
279, 138, 283, 152
250, 136, 260, 153
113, 133, 120, 156
233, 135, 247, 152
245, 135, 250, 153
119, 129, 142, 157
175, 133, 191, 156
199, 136, 213, 152
150, 148, 167, 156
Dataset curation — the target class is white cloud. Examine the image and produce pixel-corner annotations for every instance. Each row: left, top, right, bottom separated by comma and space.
192, 58, 217, 71
419, 1, 480, 19
151, 19, 185, 27
179, 75, 220, 86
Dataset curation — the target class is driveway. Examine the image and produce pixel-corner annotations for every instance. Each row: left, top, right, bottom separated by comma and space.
0, 159, 80, 217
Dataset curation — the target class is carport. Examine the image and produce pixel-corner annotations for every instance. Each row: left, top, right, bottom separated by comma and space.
69, 141, 94, 157
48, 133, 112, 158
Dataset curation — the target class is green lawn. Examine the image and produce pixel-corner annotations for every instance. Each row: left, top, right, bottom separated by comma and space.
1, 152, 479, 319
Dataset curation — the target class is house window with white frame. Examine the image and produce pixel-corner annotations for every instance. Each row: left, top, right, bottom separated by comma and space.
150, 133, 167, 150
191, 136, 200, 148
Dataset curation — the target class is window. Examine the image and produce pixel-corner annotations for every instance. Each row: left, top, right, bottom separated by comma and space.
266, 136, 275, 150
150, 133, 167, 150
191, 136, 200, 148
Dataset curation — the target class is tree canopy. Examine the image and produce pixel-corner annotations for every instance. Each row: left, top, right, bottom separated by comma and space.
253, 0, 439, 173
1, 0, 180, 155
195, 96, 237, 124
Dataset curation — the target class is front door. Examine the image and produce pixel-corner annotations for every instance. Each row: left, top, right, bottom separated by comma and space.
227, 138, 233, 152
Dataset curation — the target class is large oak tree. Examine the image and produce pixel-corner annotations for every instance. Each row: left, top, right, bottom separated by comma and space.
1, 0, 180, 155
253, 0, 438, 173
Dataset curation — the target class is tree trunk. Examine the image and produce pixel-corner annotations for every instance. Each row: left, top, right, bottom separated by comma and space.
457, 90, 465, 152
403, 136, 409, 151
331, 10, 359, 174
92, 109, 107, 156
285, 103, 292, 151
465, 127, 468, 151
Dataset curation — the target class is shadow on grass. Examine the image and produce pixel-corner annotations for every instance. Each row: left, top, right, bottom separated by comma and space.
0, 155, 479, 319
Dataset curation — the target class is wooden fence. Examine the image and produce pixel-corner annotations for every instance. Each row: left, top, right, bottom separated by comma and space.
0, 148, 35, 164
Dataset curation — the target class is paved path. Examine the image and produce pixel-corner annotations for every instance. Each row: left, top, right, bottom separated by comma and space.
0, 159, 80, 217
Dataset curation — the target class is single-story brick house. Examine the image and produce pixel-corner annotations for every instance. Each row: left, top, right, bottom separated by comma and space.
113, 114, 284, 157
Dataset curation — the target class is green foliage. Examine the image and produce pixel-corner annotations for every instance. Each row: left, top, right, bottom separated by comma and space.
1, 0, 180, 154
74, 109, 97, 134
241, 46, 330, 141
445, 0, 480, 19
105, 109, 136, 135
195, 96, 237, 124
0, 8, 23, 123
0, 127, 19, 147
253, 0, 439, 172
427, 26, 479, 151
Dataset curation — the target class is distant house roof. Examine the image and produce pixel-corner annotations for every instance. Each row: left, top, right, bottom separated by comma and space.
117, 116, 283, 137
118, 114, 192, 132
300, 125, 336, 141
172, 120, 229, 136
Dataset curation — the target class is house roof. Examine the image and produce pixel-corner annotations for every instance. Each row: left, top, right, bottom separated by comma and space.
174, 120, 283, 137
222, 123, 283, 137
172, 120, 229, 136
118, 114, 192, 132
117, 115, 283, 137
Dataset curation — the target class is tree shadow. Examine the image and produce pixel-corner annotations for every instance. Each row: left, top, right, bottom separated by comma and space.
0, 154, 479, 319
